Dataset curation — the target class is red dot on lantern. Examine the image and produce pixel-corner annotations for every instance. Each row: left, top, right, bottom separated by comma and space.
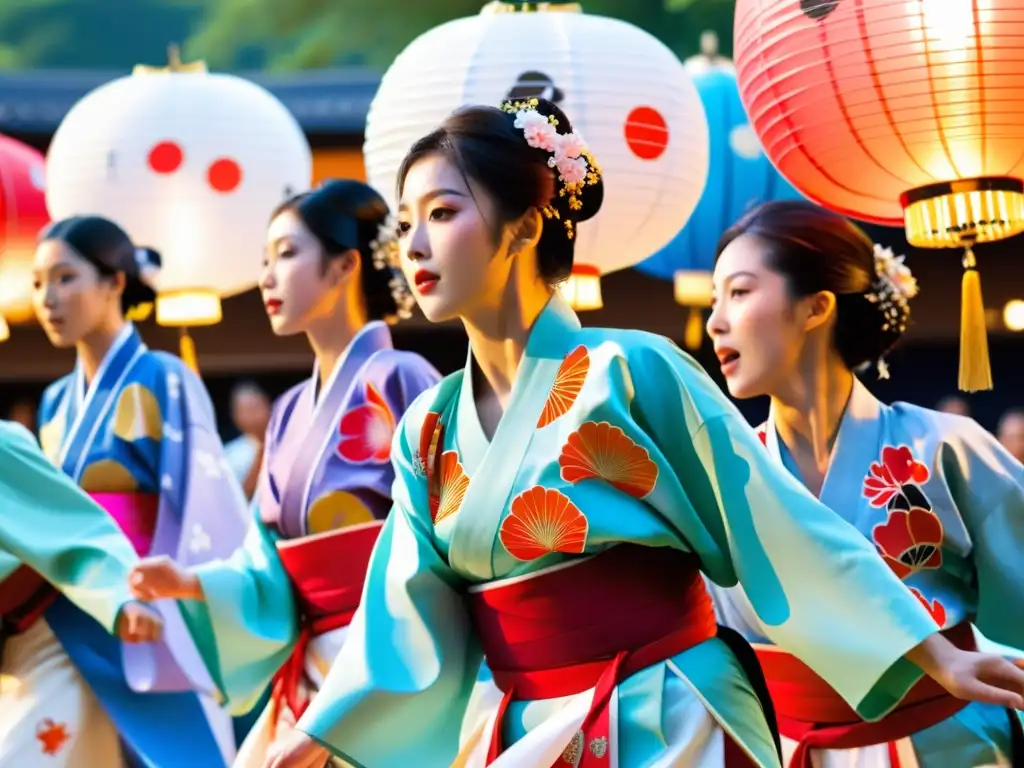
624, 106, 669, 161
207, 158, 242, 193
148, 141, 184, 174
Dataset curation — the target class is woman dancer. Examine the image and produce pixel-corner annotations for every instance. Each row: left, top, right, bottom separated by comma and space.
0, 418, 164, 766
704, 200, 1024, 767
129, 179, 441, 766
260, 99, 1024, 768
32, 215, 251, 766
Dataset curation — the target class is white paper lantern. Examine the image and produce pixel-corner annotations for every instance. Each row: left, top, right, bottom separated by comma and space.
45, 51, 312, 326
363, 1, 709, 310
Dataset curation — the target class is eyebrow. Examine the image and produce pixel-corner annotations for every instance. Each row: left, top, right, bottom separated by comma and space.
398, 187, 469, 212
713, 270, 758, 289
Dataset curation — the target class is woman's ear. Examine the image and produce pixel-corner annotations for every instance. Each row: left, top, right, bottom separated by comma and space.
324, 248, 360, 286
803, 290, 836, 332
508, 208, 544, 258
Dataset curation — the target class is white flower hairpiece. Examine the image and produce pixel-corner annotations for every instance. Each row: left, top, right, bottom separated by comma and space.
133, 248, 161, 290
369, 214, 414, 321
499, 97, 602, 241
864, 244, 917, 380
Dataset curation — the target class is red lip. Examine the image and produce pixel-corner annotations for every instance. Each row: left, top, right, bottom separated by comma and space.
413, 269, 440, 295
265, 299, 283, 316
716, 346, 740, 376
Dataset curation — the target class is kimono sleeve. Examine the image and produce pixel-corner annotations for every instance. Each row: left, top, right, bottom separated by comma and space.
943, 424, 1024, 653
626, 339, 939, 720
296, 400, 481, 768
0, 421, 136, 633
179, 512, 298, 715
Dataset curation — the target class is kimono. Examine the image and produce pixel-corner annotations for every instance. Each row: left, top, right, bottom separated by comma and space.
708, 377, 1024, 768
297, 295, 944, 768
35, 322, 251, 767
176, 321, 440, 767
0, 420, 139, 766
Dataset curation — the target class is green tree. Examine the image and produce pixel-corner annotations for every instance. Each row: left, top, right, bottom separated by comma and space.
0, 0, 206, 71
182, 0, 734, 72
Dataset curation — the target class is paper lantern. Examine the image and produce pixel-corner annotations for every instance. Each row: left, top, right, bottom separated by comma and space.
734, 0, 1024, 391
0, 135, 50, 336
636, 33, 804, 349
45, 47, 312, 333
363, 1, 709, 310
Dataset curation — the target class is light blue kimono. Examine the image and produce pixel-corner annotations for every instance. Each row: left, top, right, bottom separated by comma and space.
296, 296, 941, 768
37, 322, 250, 767
709, 377, 1024, 767
0, 420, 136, 637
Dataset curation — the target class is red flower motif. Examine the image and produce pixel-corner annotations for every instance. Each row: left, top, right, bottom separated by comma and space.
863, 445, 930, 507
337, 382, 395, 464
909, 587, 947, 628
872, 507, 943, 579
757, 428, 767, 446
36, 719, 70, 755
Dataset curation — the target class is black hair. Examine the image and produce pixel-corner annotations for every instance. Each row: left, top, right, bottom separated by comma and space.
273, 179, 403, 322
396, 98, 605, 285
40, 215, 159, 318
716, 200, 909, 371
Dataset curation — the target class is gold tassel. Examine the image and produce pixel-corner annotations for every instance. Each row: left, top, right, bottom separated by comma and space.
684, 306, 704, 351
958, 246, 992, 392
179, 327, 199, 373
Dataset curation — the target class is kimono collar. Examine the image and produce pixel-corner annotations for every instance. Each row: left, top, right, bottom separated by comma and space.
524, 293, 582, 360
766, 375, 885, 506
309, 321, 393, 405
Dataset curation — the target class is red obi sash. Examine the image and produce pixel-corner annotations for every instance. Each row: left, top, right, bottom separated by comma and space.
757, 622, 976, 768
0, 492, 157, 635
269, 521, 383, 726
466, 544, 753, 767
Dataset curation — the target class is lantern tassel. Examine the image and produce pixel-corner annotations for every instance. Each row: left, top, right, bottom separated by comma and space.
958, 246, 992, 392
684, 306, 704, 351
179, 327, 199, 373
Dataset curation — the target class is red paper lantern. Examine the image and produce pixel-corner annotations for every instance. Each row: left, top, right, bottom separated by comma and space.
0, 134, 49, 333
734, 0, 1024, 391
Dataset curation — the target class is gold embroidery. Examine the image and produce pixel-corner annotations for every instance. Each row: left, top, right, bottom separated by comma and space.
80, 460, 139, 492
306, 491, 376, 534
561, 730, 584, 766
112, 384, 163, 442
39, 412, 65, 463
589, 736, 608, 759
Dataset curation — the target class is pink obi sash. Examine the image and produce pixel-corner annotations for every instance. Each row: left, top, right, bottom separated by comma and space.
269, 521, 384, 727
89, 492, 159, 556
465, 545, 758, 767
0, 492, 158, 635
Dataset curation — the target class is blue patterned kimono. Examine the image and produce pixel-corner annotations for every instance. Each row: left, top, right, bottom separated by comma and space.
709, 377, 1024, 767
296, 295, 941, 768
37, 322, 250, 767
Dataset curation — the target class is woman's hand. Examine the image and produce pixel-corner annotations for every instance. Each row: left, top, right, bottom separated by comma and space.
908, 633, 1024, 709
116, 602, 164, 643
262, 729, 331, 768
129, 555, 204, 602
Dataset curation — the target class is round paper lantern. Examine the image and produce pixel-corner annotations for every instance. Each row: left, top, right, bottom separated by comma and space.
46, 48, 312, 329
735, 0, 1024, 390
0, 134, 49, 335
636, 34, 804, 349
363, 1, 709, 310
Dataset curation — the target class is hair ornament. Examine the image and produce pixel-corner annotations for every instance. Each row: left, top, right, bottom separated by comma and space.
133, 247, 161, 290
499, 97, 602, 241
865, 244, 916, 380
369, 214, 415, 321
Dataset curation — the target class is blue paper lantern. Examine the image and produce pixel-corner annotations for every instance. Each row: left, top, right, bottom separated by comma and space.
636, 56, 805, 284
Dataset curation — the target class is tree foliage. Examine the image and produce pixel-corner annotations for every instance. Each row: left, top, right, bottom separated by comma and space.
0, 0, 734, 72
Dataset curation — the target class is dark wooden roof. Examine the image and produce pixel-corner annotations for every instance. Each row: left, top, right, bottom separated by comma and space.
0, 67, 382, 136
